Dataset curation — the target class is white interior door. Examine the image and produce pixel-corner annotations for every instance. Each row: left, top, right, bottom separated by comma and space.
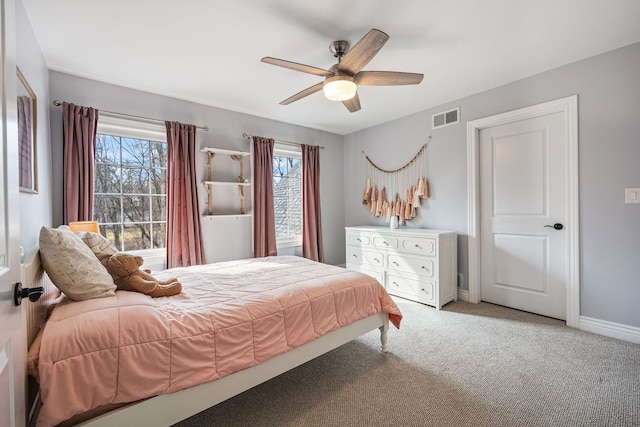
0, 0, 26, 425
479, 111, 567, 320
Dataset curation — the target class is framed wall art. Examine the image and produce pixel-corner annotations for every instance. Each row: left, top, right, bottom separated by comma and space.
17, 67, 38, 193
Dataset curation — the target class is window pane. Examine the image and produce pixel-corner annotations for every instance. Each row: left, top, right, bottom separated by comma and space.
94, 195, 122, 223
123, 195, 150, 223
272, 155, 302, 241
150, 142, 167, 169
288, 161, 302, 238
152, 195, 166, 221
274, 176, 289, 238
94, 131, 166, 250
273, 156, 289, 177
122, 167, 149, 194
152, 223, 166, 249
289, 178, 302, 237
95, 164, 121, 193
121, 138, 148, 167
150, 168, 166, 194
123, 224, 151, 251
100, 223, 124, 251
95, 134, 120, 164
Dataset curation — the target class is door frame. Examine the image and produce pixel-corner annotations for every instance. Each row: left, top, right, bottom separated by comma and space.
466, 95, 580, 327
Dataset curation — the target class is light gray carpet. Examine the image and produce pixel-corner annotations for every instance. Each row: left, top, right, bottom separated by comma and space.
174, 299, 639, 427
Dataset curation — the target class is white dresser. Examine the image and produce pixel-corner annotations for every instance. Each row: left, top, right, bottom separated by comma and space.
345, 226, 458, 310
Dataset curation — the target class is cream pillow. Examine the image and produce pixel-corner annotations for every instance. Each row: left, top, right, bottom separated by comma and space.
77, 231, 118, 269
39, 226, 116, 301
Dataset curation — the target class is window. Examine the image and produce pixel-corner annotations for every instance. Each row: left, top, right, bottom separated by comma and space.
272, 148, 302, 247
94, 116, 167, 252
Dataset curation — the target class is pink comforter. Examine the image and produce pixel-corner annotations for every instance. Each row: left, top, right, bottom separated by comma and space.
33, 256, 401, 426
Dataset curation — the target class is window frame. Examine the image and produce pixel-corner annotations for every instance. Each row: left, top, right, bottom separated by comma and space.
272, 145, 303, 249
95, 115, 168, 259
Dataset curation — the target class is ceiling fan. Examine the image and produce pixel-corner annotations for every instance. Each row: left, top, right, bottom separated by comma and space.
261, 29, 424, 113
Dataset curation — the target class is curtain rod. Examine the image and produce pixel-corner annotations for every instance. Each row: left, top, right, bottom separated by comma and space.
52, 100, 209, 131
242, 133, 325, 150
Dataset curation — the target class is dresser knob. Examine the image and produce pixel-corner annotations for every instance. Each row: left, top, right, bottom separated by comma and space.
374, 258, 380, 263
383, 241, 389, 246
393, 261, 399, 266
393, 282, 399, 287
352, 254, 358, 258
356, 238, 362, 242
415, 244, 422, 249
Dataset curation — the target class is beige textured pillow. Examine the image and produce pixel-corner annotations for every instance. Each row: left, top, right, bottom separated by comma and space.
39, 226, 116, 301
77, 231, 118, 269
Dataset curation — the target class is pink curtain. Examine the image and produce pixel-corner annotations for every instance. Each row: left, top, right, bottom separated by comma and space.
165, 121, 205, 268
62, 102, 99, 224
252, 136, 277, 257
301, 144, 324, 262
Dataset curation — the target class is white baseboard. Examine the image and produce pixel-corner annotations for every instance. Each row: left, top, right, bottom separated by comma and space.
457, 289, 469, 302
579, 316, 640, 344
455, 290, 639, 344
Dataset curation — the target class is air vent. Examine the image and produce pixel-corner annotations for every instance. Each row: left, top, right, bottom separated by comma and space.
432, 107, 460, 129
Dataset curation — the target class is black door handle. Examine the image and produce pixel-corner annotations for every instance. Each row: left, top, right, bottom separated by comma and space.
13, 283, 44, 306
544, 223, 563, 230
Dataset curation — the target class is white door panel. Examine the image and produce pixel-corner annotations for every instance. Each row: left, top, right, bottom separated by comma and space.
492, 129, 546, 215
480, 112, 567, 319
1, 0, 25, 425
493, 234, 547, 293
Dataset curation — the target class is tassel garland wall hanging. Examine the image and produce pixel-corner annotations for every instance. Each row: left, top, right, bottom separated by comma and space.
362, 138, 430, 225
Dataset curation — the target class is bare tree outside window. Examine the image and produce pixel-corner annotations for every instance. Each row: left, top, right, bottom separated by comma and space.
272, 155, 302, 241
95, 134, 167, 251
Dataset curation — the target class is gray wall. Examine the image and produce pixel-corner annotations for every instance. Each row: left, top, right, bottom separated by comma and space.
48, 72, 346, 266
16, 0, 53, 257
344, 42, 640, 328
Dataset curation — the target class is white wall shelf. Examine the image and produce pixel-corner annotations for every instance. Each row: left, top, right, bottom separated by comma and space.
203, 213, 252, 218
201, 147, 251, 157
203, 181, 251, 187
201, 147, 251, 217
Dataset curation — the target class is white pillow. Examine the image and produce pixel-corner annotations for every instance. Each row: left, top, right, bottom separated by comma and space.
39, 226, 116, 301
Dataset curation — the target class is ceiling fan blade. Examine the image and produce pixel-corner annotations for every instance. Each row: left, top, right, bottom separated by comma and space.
338, 29, 389, 75
261, 57, 331, 77
280, 82, 324, 105
356, 71, 424, 86
342, 92, 361, 113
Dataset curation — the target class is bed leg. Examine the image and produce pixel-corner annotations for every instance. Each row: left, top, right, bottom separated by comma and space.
379, 317, 389, 353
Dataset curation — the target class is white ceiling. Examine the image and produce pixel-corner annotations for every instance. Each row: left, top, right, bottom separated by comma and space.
21, 0, 640, 135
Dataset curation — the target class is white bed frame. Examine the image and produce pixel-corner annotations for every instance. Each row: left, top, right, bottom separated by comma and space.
22, 248, 390, 427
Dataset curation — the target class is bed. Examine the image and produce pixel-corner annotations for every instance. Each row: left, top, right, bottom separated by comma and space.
23, 246, 402, 427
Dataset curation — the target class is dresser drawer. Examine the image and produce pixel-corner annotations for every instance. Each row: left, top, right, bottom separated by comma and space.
347, 246, 385, 269
388, 253, 434, 277
400, 236, 437, 256
346, 264, 384, 284
346, 230, 371, 247
387, 273, 435, 304
373, 235, 399, 250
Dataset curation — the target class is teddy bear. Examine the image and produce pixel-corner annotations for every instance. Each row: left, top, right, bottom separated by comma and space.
106, 252, 182, 297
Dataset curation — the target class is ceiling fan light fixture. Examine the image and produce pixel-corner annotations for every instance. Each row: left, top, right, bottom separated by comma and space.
263, 29, 420, 112
323, 75, 357, 101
